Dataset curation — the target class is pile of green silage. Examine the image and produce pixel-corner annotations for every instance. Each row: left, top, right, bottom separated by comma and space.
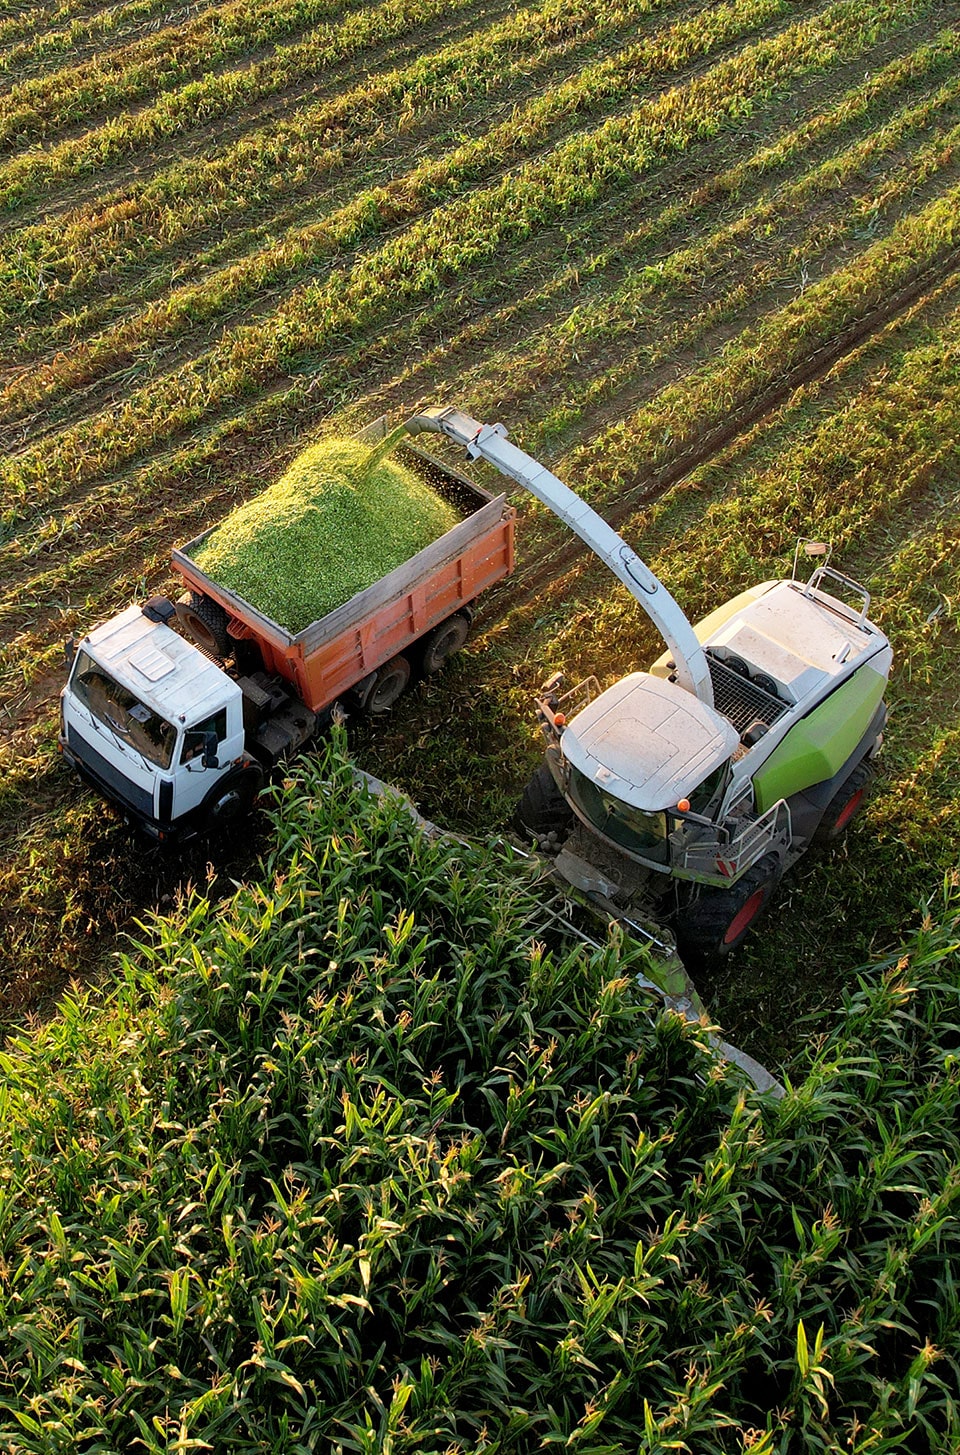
191, 432, 459, 633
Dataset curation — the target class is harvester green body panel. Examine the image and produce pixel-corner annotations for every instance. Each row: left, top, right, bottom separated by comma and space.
752, 663, 886, 812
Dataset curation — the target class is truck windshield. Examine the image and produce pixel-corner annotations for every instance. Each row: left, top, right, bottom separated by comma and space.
69, 649, 178, 770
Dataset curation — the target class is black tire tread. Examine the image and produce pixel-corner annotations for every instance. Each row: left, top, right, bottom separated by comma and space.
675, 852, 783, 962
811, 757, 874, 849
420, 612, 471, 675
515, 760, 574, 839
177, 592, 231, 657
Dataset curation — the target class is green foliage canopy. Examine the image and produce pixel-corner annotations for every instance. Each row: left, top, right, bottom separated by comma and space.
0, 740, 957, 1451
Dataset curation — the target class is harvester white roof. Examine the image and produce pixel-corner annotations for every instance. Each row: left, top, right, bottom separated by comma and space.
560, 672, 738, 813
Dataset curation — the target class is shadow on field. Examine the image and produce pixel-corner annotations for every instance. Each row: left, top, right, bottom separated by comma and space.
0, 752, 268, 1030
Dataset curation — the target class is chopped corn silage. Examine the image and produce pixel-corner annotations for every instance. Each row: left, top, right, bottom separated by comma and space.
191, 435, 459, 633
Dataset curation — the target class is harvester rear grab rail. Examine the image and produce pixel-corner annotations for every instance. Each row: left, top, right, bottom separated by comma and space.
678, 799, 792, 883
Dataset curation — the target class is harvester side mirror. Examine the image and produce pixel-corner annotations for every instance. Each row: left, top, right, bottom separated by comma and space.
202, 731, 220, 770
63, 635, 76, 670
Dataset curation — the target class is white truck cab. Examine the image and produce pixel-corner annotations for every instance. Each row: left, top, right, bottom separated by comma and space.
60, 605, 245, 840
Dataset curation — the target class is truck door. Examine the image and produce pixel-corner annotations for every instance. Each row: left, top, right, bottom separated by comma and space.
172, 701, 243, 820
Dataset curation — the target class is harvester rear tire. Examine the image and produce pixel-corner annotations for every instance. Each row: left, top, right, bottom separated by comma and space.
515, 760, 574, 843
420, 613, 471, 675
811, 758, 874, 848
366, 655, 412, 714
176, 593, 231, 658
675, 853, 783, 963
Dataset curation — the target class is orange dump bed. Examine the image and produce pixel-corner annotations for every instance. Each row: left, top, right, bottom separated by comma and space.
171, 437, 515, 714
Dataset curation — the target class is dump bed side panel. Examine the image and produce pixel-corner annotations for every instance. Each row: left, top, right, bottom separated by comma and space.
298, 504, 514, 709
171, 443, 515, 713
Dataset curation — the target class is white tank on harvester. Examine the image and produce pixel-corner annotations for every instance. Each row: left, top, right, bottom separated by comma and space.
404, 407, 892, 962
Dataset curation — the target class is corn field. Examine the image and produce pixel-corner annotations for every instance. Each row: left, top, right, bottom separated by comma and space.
0, 0, 958, 1137
0, 743, 958, 1450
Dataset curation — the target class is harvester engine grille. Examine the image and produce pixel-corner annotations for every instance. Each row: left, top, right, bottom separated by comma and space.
706, 653, 787, 737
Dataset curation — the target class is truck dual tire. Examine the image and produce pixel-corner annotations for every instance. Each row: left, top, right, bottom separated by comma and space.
674, 852, 783, 963
419, 612, 471, 675
176, 593, 232, 658
366, 655, 412, 714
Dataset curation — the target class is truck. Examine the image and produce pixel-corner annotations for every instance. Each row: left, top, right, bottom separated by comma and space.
405, 407, 891, 962
61, 404, 891, 966
59, 419, 515, 842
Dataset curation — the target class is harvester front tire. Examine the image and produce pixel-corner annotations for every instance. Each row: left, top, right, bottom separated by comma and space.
420, 613, 471, 675
176, 593, 231, 658
366, 655, 412, 714
675, 853, 783, 962
515, 760, 574, 844
812, 758, 874, 849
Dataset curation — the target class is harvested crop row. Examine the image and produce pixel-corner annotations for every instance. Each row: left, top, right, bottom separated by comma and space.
0, 0, 186, 83
0, 0, 929, 510
565, 185, 959, 511
0, 0, 525, 208
0, 0, 802, 402
6, 62, 955, 581
444, 74, 960, 459
0, 0, 367, 149
0, 0, 111, 53
0, 0, 691, 339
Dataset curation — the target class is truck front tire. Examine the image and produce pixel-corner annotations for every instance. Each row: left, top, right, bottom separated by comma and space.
203, 763, 264, 829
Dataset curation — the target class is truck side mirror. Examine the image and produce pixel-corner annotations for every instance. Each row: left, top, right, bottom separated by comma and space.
202, 731, 220, 770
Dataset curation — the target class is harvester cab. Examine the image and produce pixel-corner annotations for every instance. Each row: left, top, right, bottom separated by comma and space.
404, 406, 891, 961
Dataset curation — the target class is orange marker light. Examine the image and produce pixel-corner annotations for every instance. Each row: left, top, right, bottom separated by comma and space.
554, 712, 566, 726
677, 798, 691, 813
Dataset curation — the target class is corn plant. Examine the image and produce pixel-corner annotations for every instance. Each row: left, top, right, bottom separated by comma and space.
0, 739, 958, 1450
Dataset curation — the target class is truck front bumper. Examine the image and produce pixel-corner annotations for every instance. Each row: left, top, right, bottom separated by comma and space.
59, 730, 184, 844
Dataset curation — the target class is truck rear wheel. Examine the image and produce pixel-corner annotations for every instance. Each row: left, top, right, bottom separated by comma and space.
675, 853, 783, 962
366, 655, 411, 714
515, 759, 574, 845
812, 758, 874, 848
176, 593, 231, 657
420, 612, 471, 674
